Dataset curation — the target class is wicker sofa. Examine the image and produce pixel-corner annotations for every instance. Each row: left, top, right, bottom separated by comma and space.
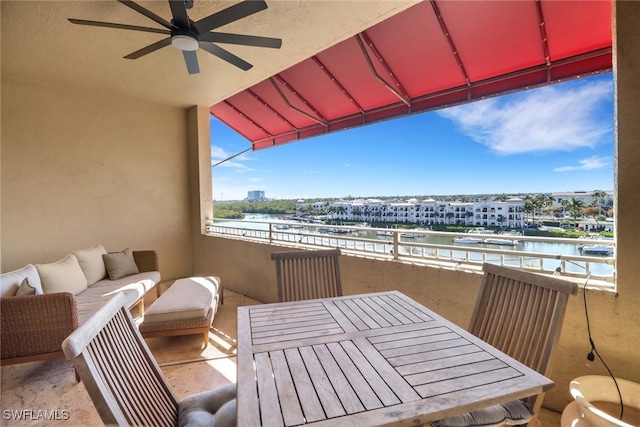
0, 246, 160, 367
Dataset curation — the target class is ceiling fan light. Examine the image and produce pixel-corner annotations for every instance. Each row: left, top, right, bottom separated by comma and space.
171, 34, 198, 51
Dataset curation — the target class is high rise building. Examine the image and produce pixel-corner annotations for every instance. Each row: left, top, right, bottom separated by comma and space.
247, 190, 265, 202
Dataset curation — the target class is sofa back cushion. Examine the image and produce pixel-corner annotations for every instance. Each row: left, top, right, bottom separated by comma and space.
0, 264, 43, 297
73, 245, 108, 286
36, 254, 88, 295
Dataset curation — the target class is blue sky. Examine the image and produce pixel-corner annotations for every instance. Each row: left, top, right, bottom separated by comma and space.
210, 73, 614, 201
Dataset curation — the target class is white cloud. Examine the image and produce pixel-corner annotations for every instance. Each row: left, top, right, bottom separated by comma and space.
554, 155, 613, 172
437, 79, 613, 154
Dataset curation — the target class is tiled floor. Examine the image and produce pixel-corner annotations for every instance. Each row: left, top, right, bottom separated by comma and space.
1, 289, 561, 426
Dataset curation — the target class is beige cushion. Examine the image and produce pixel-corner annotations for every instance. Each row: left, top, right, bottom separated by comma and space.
102, 248, 139, 280
73, 244, 107, 285
36, 254, 88, 295
178, 383, 236, 427
432, 400, 534, 427
144, 277, 219, 323
0, 264, 43, 296
15, 278, 37, 296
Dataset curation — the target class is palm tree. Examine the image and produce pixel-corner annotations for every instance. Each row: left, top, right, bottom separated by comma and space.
591, 190, 607, 216
445, 212, 455, 225
523, 197, 537, 222
567, 197, 585, 222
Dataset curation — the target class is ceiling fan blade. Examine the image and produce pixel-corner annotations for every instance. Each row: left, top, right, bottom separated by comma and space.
124, 38, 172, 59
183, 50, 200, 74
193, 0, 268, 34
117, 0, 174, 30
200, 32, 282, 49
168, 0, 190, 29
68, 18, 170, 35
199, 42, 253, 70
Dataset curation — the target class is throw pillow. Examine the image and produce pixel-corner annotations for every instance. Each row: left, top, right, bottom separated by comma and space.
36, 254, 88, 295
15, 278, 37, 296
73, 244, 108, 285
102, 248, 139, 280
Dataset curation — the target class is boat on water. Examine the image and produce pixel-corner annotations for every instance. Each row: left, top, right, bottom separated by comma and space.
468, 228, 496, 235
579, 244, 614, 256
376, 230, 393, 237
453, 237, 483, 244
400, 233, 417, 238
329, 228, 349, 234
401, 228, 426, 238
483, 238, 520, 246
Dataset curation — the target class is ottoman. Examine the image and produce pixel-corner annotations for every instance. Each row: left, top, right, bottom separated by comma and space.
139, 276, 222, 348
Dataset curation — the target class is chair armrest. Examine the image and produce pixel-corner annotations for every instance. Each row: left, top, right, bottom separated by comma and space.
133, 250, 159, 273
1, 292, 78, 360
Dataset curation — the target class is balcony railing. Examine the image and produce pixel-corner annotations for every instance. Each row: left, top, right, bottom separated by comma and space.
206, 219, 615, 284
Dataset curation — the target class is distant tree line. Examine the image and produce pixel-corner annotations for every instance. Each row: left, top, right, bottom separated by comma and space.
213, 200, 297, 218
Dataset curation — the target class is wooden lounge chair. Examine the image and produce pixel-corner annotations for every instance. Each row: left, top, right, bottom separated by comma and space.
62, 292, 236, 427
433, 263, 578, 427
271, 248, 343, 302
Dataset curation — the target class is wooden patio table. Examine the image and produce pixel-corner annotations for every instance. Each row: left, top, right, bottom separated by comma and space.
237, 291, 554, 426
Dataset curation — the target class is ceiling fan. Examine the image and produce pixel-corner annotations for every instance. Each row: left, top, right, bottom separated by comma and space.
69, 0, 282, 74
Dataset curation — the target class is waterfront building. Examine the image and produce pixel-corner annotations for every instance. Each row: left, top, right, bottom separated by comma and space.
307, 197, 526, 228
551, 190, 614, 209
247, 190, 266, 202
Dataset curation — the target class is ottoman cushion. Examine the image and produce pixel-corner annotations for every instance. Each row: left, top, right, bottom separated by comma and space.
144, 276, 220, 323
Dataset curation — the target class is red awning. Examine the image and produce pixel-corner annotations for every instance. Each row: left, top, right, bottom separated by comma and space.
210, 0, 612, 150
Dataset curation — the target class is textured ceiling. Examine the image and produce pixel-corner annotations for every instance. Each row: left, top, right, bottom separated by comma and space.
1, 1, 417, 108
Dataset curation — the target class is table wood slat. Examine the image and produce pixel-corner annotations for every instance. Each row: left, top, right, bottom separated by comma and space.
326, 341, 383, 410
353, 298, 394, 327
332, 300, 371, 330
312, 344, 365, 415
269, 350, 306, 426
251, 313, 336, 331
373, 330, 461, 351
252, 321, 341, 339
339, 340, 400, 406
237, 291, 554, 426
385, 343, 479, 366
368, 295, 414, 324
283, 348, 326, 424
396, 350, 495, 376
252, 328, 344, 345
298, 346, 347, 419
384, 293, 434, 323
404, 358, 508, 386
350, 337, 420, 403
236, 308, 261, 426
250, 303, 326, 320
255, 352, 286, 427
415, 366, 523, 398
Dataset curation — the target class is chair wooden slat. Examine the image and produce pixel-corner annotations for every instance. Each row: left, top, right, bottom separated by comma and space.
467, 263, 578, 423
62, 293, 179, 427
271, 248, 343, 302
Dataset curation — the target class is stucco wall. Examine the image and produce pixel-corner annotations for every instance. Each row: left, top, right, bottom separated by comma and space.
0, 78, 193, 281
